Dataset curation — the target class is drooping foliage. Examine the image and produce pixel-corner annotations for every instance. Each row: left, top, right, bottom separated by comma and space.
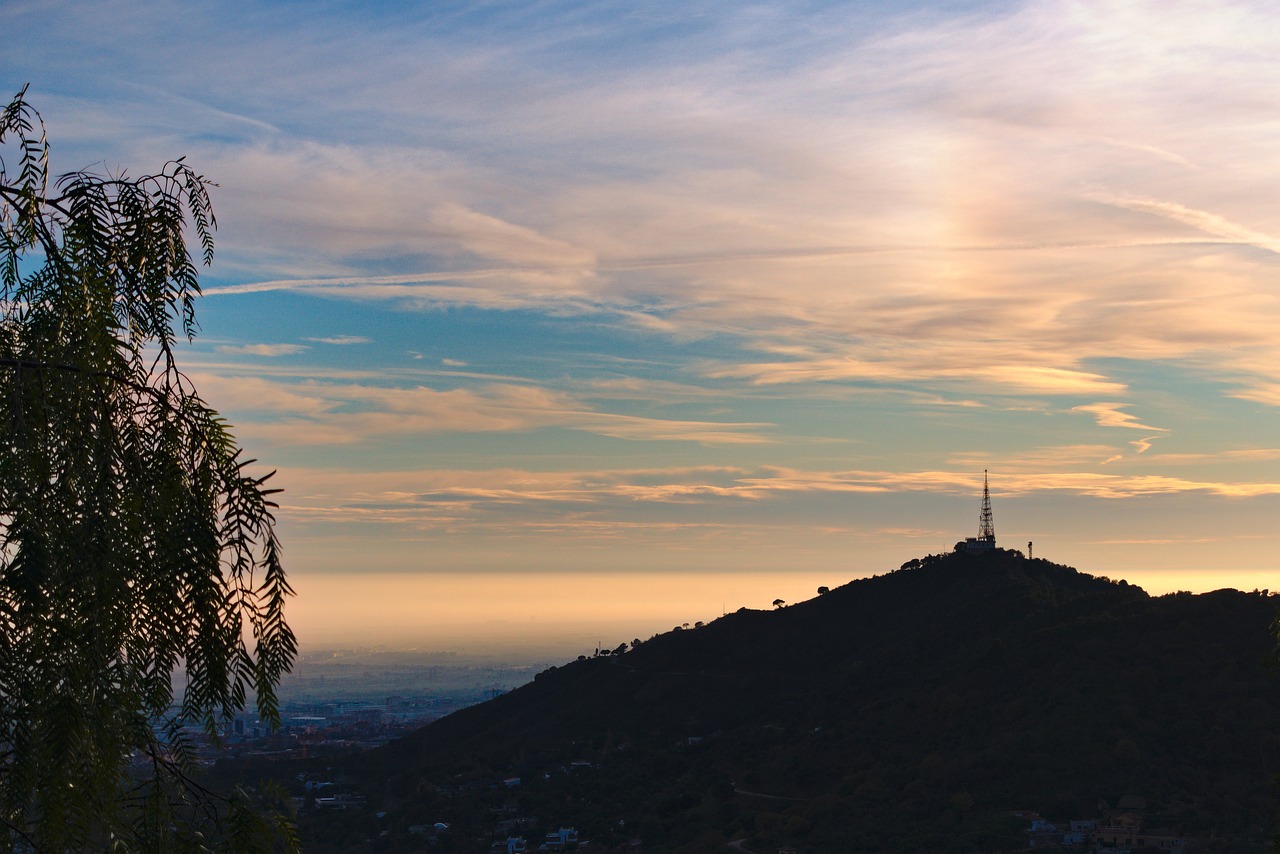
0, 85, 296, 850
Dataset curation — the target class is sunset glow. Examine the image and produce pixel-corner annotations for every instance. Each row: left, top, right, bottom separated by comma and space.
9, 0, 1280, 648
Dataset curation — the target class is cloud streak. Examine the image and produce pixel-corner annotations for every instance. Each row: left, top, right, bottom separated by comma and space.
191, 372, 774, 446
112, 0, 1272, 408
215, 343, 309, 357
1072, 403, 1167, 432
273, 462, 1280, 533
304, 335, 371, 345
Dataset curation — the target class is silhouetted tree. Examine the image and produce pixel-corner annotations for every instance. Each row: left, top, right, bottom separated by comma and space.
773, 599, 786, 609
0, 87, 295, 851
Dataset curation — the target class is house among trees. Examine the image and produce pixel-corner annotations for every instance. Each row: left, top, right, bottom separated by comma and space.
1095, 797, 1184, 852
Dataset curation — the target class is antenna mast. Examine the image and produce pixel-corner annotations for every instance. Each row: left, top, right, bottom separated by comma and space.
978, 470, 994, 541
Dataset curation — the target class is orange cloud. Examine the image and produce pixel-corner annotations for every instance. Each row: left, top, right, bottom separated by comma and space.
1071, 403, 1167, 432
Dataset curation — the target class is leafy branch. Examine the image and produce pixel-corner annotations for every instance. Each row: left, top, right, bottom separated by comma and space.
0, 85, 296, 851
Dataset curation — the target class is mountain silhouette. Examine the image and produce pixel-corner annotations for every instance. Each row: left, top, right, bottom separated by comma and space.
299, 550, 1280, 852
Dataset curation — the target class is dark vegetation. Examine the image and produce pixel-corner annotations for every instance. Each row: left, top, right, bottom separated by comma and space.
227, 550, 1280, 852
2, 86, 295, 850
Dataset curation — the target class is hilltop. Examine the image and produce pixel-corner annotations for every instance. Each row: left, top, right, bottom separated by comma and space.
284, 550, 1280, 852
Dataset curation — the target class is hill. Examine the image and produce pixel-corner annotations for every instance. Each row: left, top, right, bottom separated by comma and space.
291, 551, 1280, 852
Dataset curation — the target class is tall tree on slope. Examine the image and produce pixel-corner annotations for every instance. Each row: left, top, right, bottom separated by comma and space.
0, 86, 296, 851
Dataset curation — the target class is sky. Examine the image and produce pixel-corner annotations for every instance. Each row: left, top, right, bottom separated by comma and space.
6, 0, 1280, 648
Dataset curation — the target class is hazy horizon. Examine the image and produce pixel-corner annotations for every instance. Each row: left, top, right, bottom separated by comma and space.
286, 560, 1280, 653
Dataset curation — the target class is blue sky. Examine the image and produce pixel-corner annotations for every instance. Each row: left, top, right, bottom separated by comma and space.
8, 0, 1280, 645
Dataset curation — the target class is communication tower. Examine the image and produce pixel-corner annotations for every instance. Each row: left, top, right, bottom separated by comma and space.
978, 470, 994, 541
963, 470, 996, 554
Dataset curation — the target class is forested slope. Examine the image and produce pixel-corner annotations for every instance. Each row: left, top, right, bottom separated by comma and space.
303, 551, 1280, 852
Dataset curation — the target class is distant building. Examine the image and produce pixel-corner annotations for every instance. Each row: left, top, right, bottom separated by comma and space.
543, 827, 578, 849
313, 793, 365, 810
1095, 818, 1183, 851
963, 470, 996, 554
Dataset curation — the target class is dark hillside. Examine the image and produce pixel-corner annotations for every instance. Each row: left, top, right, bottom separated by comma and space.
297, 551, 1280, 852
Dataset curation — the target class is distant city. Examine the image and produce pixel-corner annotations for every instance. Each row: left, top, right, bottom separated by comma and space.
174, 646, 565, 765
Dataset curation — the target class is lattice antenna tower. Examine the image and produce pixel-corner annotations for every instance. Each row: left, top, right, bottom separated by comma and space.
978, 470, 995, 541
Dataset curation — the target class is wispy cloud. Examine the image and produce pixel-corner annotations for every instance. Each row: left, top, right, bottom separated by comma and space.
215, 343, 309, 357
949, 445, 1127, 471
1147, 448, 1280, 465
1072, 403, 1167, 432
191, 373, 773, 446
1228, 384, 1280, 407
304, 335, 371, 345
429, 202, 596, 268
121, 0, 1278, 409
1071, 403, 1169, 460
271, 463, 1280, 534
203, 268, 602, 311
708, 356, 1129, 397
1097, 194, 1280, 255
